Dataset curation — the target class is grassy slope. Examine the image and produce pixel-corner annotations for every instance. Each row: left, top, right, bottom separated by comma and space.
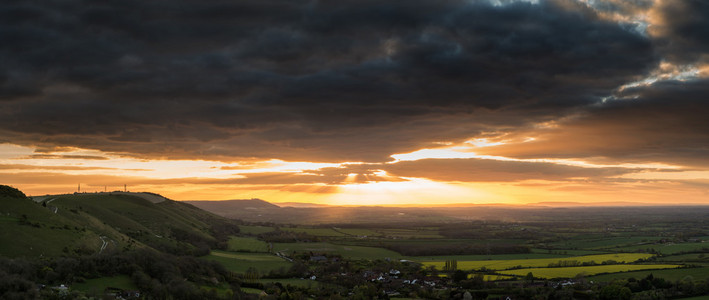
0, 195, 98, 257
49, 194, 218, 252
0, 192, 230, 258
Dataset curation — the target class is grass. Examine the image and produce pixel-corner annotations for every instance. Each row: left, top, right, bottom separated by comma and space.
273, 242, 402, 260
72, 275, 137, 293
239, 225, 276, 235
588, 266, 709, 282
420, 253, 654, 271
498, 264, 682, 279
228, 236, 269, 252
203, 250, 292, 274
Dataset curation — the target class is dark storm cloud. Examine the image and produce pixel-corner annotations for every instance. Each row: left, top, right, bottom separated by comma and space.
477, 79, 709, 168
0, 0, 658, 162
651, 0, 709, 64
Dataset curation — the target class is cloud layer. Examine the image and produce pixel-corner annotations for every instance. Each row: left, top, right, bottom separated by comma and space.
0, 0, 662, 162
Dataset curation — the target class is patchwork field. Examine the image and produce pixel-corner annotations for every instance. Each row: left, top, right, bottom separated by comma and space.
420, 253, 654, 271
499, 264, 682, 279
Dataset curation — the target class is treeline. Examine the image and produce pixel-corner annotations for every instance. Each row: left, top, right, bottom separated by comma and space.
0, 249, 246, 299
438, 223, 544, 240
383, 243, 531, 256
258, 230, 320, 243
0, 185, 27, 199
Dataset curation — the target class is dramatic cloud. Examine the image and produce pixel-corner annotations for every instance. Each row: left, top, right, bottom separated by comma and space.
1, 0, 707, 204
477, 79, 709, 168
0, 0, 656, 162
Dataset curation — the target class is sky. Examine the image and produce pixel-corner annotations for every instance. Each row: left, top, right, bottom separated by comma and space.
1, 0, 708, 205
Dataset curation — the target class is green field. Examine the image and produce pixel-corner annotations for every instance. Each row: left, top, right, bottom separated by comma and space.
273, 242, 402, 260
202, 250, 292, 274
412, 253, 576, 262
588, 266, 709, 282
616, 242, 709, 255
657, 253, 709, 263
72, 275, 137, 293
239, 225, 276, 235
499, 264, 682, 279
421, 253, 654, 271
547, 236, 663, 250
228, 236, 270, 252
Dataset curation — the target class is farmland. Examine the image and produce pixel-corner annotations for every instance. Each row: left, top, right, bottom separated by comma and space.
421, 253, 653, 271
498, 264, 682, 279
2, 187, 709, 299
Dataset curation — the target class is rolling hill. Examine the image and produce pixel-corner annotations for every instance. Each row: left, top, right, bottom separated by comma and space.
0, 186, 239, 258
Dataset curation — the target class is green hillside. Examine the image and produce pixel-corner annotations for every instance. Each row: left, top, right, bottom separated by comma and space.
0, 186, 239, 258
0, 187, 98, 257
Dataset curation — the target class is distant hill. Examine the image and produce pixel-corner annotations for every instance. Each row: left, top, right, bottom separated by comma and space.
186, 199, 281, 212
0, 186, 239, 258
181, 198, 709, 225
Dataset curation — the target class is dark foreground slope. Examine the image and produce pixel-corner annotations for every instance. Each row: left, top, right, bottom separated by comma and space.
0, 185, 244, 299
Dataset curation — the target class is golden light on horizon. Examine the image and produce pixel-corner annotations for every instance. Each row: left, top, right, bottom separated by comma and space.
2, 138, 709, 206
